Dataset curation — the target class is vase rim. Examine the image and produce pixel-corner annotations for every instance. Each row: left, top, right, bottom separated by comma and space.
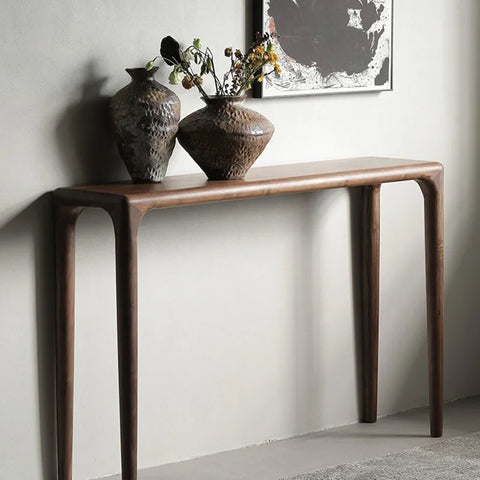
126, 67, 159, 73
201, 95, 246, 105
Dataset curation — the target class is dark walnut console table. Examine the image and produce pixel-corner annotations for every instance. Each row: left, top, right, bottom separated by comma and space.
54, 157, 444, 480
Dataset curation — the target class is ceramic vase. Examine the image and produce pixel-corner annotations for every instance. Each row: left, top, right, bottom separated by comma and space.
177, 96, 274, 180
110, 67, 181, 182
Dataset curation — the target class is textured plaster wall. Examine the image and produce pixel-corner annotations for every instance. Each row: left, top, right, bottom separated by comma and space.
1, 1, 480, 479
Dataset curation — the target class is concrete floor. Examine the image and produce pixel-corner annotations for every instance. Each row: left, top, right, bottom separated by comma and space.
103, 396, 480, 480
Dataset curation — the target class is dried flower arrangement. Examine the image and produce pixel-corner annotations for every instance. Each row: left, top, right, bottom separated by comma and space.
146, 33, 281, 98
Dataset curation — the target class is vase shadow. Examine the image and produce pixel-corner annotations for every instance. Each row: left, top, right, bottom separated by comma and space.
55, 61, 128, 185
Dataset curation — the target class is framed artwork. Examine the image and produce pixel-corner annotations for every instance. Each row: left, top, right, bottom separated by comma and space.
253, 0, 393, 98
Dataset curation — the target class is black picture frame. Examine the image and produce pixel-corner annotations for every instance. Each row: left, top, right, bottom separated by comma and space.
253, 0, 393, 98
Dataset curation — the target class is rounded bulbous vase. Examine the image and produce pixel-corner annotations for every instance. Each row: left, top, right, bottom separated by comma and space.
110, 67, 181, 183
177, 96, 274, 180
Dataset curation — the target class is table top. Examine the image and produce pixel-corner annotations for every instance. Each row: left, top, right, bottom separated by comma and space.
55, 157, 443, 212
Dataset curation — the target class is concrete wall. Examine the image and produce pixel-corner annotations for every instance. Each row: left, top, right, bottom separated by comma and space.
1, 1, 479, 478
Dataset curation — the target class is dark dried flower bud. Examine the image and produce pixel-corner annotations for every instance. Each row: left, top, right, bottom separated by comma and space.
224, 47, 233, 57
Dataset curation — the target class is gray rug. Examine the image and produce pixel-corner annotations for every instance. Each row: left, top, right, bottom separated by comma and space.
281, 432, 480, 480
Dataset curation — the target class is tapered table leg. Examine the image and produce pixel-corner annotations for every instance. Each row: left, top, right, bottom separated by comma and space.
55, 201, 82, 480
417, 172, 444, 437
112, 204, 143, 480
361, 184, 381, 423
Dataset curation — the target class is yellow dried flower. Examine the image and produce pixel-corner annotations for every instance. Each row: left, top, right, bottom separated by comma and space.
274, 63, 282, 74
268, 52, 279, 64
258, 73, 265, 82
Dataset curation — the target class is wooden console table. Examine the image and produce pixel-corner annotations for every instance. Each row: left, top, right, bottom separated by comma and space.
54, 157, 444, 480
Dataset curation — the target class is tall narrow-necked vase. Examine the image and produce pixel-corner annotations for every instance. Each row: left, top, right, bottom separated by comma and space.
110, 67, 181, 183
177, 96, 274, 180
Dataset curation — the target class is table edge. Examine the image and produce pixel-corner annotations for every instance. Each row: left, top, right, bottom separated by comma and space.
53, 158, 443, 212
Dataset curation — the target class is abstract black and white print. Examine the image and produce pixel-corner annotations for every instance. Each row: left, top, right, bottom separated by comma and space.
254, 0, 392, 97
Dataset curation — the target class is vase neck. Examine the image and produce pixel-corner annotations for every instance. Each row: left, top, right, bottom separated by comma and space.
202, 95, 246, 109
126, 67, 158, 83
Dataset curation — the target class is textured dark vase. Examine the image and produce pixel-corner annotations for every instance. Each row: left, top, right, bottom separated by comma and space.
110, 67, 181, 183
177, 96, 274, 180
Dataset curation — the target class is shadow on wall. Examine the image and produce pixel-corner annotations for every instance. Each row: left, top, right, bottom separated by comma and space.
409, 1, 480, 410
365, 1, 480, 417
55, 60, 128, 185
443, 0, 480, 400
0, 194, 56, 479
0, 61, 130, 479
293, 190, 346, 431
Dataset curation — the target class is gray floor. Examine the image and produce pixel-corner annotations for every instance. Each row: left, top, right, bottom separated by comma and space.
103, 396, 480, 480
